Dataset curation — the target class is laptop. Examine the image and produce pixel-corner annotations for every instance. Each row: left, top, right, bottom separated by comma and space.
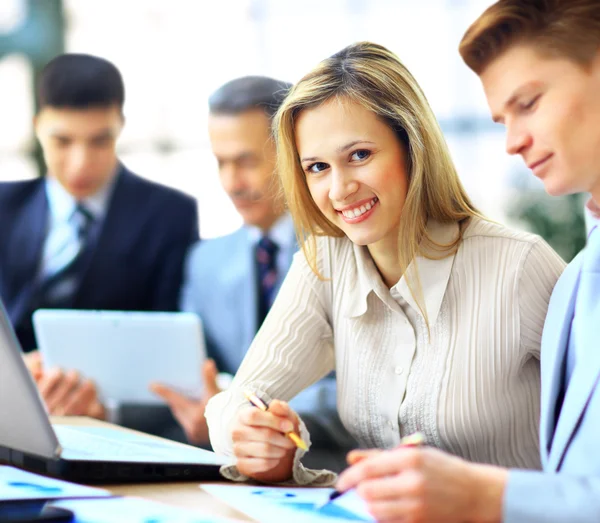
0, 299, 231, 484
33, 309, 206, 404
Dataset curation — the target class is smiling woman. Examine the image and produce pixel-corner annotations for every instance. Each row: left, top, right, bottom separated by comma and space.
205, 41, 566, 487
294, 98, 410, 287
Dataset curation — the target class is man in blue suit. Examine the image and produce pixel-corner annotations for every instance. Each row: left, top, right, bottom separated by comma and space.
334, 1, 600, 521
152, 77, 355, 470
0, 54, 198, 421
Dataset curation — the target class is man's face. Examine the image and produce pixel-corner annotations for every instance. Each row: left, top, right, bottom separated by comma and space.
35, 105, 123, 199
208, 109, 282, 231
481, 45, 600, 201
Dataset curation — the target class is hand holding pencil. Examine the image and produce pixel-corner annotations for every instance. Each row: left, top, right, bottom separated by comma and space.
336, 433, 484, 522
244, 391, 308, 450
318, 432, 425, 509
228, 391, 303, 483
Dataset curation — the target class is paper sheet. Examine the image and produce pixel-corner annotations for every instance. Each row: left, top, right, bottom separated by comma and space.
0, 466, 109, 501
201, 484, 375, 523
52, 497, 234, 523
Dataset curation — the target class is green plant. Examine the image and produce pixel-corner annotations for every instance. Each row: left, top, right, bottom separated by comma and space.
508, 187, 586, 262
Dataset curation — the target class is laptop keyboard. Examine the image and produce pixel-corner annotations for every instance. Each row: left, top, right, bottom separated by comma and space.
53, 425, 227, 464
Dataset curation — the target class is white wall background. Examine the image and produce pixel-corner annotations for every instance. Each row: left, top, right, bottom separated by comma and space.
0, 0, 523, 239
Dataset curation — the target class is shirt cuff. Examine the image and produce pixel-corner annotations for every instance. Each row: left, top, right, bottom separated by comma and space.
218, 412, 337, 486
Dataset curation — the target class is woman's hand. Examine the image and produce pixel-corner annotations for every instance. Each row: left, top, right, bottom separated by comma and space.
231, 399, 300, 483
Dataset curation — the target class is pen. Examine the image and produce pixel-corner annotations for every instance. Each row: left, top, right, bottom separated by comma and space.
243, 390, 308, 451
317, 431, 426, 509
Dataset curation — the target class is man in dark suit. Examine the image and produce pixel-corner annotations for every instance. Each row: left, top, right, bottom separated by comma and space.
0, 53, 198, 420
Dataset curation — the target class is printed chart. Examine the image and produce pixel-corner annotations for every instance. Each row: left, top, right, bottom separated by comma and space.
202, 485, 375, 523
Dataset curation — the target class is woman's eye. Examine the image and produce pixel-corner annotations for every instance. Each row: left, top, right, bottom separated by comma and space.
351, 149, 371, 161
307, 162, 328, 174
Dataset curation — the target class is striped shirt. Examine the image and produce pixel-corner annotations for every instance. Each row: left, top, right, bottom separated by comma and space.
206, 218, 566, 484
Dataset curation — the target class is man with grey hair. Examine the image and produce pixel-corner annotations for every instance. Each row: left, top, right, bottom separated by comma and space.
152, 76, 354, 470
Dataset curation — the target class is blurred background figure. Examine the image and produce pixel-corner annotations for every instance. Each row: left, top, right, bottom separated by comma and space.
152, 76, 356, 471
0, 52, 198, 421
0, 0, 588, 260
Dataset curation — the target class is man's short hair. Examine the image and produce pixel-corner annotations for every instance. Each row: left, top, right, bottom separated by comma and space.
208, 76, 292, 121
37, 53, 125, 112
459, 0, 600, 74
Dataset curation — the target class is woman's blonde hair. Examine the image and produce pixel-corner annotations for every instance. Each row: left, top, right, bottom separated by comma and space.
274, 42, 480, 313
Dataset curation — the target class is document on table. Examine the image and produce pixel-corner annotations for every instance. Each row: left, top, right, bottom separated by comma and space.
0, 465, 109, 501
201, 484, 375, 523
52, 497, 235, 523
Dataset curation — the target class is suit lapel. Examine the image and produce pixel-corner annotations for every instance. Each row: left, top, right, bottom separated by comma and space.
549, 261, 600, 470
9, 181, 48, 323
241, 229, 259, 357
540, 257, 580, 464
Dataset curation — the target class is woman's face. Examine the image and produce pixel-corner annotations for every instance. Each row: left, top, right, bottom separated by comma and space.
295, 97, 410, 252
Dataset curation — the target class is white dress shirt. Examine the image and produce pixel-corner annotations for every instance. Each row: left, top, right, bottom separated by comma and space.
205, 218, 566, 484
585, 197, 600, 234
40, 174, 115, 279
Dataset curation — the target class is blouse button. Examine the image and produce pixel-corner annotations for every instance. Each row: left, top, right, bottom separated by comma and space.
394, 366, 404, 375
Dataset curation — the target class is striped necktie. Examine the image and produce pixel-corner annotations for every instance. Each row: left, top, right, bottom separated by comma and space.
40, 203, 95, 304
256, 235, 279, 327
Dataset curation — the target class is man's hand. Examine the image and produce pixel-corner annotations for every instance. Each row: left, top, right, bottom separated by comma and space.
23, 350, 43, 380
151, 359, 221, 445
24, 352, 106, 420
337, 446, 507, 523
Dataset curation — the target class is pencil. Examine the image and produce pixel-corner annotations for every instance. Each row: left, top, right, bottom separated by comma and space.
318, 431, 426, 509
243, 390, 308, 451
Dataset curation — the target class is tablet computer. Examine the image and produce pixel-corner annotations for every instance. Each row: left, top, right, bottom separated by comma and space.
33, 309, 205, 404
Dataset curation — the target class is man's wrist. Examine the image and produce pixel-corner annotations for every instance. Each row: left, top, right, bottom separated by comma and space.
465, 462, 508, 523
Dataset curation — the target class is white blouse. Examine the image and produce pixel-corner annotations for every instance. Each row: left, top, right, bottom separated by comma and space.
205, 218, 566, 485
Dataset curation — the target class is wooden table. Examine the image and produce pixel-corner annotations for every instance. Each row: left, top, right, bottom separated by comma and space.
51, 416, 253, 521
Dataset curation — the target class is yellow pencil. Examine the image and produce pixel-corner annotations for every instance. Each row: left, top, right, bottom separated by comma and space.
399, 431, 425, 447
244, 391, 308, 451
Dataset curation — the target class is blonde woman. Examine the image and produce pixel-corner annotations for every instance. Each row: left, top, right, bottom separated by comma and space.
205, 41, 565, 486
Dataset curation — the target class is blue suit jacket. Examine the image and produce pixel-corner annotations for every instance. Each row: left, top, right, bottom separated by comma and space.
505, 250, 600, 521
0, 166, 199, 352
181, 227, 355, 450
181, 227, 292, 374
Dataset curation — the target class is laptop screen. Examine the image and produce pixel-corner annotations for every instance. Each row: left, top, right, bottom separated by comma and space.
0, 299, 60, 460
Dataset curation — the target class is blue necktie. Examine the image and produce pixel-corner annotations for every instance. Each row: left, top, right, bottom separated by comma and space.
40, 203, 95, 304
256, 236, 279, 327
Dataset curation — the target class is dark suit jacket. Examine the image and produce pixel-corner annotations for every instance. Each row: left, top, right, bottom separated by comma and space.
0, 165, 199, 352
